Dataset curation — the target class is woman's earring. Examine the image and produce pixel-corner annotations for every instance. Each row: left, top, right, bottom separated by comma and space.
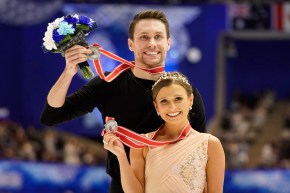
189, 107, 192, 110
157, 112, 160, 116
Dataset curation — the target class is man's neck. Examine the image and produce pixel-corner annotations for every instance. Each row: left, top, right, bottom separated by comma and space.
131, 67, 162, 81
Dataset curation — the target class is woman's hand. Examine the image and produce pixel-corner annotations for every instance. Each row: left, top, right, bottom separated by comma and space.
103, 132, 126, 158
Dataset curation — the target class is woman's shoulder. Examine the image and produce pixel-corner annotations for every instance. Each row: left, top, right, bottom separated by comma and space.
207, 134, 221, 144
144, 132, 155, 139
206, 134, 223, 156
190, 132, 222, 147
139, 132, 156, 157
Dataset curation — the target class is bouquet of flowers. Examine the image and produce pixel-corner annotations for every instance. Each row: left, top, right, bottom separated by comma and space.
42, 14, 98, 79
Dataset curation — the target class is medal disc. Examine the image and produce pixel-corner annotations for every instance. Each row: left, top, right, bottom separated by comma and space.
87, 46, 101, 60
104, 120, 118, 133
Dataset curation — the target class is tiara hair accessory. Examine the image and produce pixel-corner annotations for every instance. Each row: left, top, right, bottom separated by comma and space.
152, 72, 190, 89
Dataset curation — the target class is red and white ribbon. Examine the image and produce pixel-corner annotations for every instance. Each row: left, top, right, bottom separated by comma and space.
93, 44, 181, 148
92, 43, 164, 82
102, 117, 192, 149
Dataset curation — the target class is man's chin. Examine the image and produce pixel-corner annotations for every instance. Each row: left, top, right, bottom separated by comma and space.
143, 62, 164, 69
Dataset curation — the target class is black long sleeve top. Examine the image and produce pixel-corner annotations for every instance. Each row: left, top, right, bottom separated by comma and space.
40, 69, 206, 182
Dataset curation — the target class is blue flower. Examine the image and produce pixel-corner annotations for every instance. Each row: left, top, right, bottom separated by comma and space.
43, 14, 97, 52
57, 21, 75, 36
52, 29, 65, 44
79, 15, 93, 28
63, 16, 78, 25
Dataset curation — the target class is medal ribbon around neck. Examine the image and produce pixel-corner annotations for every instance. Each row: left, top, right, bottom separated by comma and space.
91, 44, 164, 82
102, 117, 192, 149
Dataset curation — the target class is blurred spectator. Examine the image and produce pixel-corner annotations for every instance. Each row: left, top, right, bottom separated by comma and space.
259, 140, 278, 168
284, 102, 290, 129
63, 138, 81, 165
19, 140, 37, 161
0, 120, 106, 166
277, 129, 290, 168
219, 90, 275, 169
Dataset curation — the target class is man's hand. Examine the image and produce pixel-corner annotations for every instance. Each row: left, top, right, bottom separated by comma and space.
64, 45, 92, 76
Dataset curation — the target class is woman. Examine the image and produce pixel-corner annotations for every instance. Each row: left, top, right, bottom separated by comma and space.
103, 72, 225, 193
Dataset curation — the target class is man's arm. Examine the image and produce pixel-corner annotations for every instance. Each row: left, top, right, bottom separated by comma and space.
41, 45, 92, 126
47, 45, 92, 107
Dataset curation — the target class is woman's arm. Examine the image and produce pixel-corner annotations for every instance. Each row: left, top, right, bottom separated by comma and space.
206, 135, 225, 193
104, 133, 145, 193
119, 147, 145, 193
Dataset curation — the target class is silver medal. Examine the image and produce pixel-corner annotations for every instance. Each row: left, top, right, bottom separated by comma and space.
87, 45, 101, 60
104, 120, 118, 133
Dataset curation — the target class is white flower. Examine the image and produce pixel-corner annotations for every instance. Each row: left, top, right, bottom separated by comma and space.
42, 17, 65, 51
42, 23, 57, 50
72, 14, 79, 19
51, 17, 64, 27
42, 17, 65, 50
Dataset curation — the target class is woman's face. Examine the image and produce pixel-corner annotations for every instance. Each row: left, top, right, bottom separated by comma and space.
154, 84, 193, 126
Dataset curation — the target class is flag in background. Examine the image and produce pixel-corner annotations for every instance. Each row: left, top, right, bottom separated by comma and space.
229, 3, 272, 30
273, 2, 290, 32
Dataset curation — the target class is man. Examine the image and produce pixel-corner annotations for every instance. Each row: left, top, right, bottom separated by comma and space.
41, 10, 206, 193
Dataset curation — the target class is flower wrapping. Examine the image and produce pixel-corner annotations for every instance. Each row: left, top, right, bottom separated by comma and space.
42, 14, 97, 79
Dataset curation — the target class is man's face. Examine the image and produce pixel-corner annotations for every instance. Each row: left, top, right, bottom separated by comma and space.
128, 19, 170, 69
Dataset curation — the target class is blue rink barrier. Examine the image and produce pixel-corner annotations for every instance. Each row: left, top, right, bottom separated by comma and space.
1, 160, 290, 193
0, 160, 111, 193
224, 169, 290, 193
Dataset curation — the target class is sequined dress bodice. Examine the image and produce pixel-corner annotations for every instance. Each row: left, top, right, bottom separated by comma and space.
145, 132, 210, 193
